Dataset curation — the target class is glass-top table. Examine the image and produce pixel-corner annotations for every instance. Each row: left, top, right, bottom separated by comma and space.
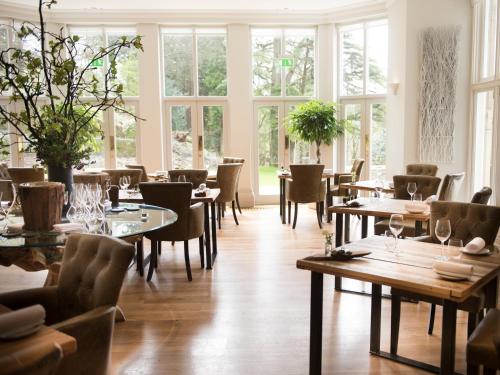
0, 204, 177, 249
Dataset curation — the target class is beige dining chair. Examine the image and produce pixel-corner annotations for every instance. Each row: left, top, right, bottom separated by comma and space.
438, 172, 465, 201
125, 164, 149, 182
467, 308, 500, 374
168, 169, 208, 189
405, 163, 438, 176
329, 158, 365, 198
102, 168, 143, 189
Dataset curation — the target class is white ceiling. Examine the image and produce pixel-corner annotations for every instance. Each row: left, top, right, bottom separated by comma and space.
4, 0, 384, 12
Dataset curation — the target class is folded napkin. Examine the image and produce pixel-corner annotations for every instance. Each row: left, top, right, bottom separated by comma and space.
433, 261, 473, 277
404, 202, 427, 213
465, 237, 486, 254
0, 304, 45, 335
6, 223, 23, 232
425, 195, 438, 204
53, 223, 85, 233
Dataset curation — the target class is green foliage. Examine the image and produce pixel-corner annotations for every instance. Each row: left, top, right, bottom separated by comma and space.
0, 0, 143, 167
287, 100, 345, 162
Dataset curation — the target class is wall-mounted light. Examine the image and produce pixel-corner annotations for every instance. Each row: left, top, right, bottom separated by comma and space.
389, 82, 400, 95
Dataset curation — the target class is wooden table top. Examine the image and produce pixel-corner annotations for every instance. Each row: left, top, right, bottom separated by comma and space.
119, 188, 220, 204
278, 170, 336, 179
327, 197, 430, 221
340, 180, 395, 194
297, 236, 500, 302
0, 305, 77, 359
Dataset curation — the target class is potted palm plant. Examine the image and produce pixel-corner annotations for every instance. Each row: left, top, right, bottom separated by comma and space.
0, 0, 143, 223
287, 99, 345, 164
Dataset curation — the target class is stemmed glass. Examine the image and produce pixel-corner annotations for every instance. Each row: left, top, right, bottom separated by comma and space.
407, 182, 417, 201
374, 179, 384, 201
389, 214, 404, 256
435, 219, 451, 260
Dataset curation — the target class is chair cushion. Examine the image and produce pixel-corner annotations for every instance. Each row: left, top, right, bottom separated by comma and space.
467, 309, 500, 369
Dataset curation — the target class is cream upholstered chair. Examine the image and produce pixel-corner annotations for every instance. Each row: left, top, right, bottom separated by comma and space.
102, 168, 143, 189
390, 202, 500, 359
329, 158, 364, 198
0, 234, 135, 375
0, 342, 63, 375
125, 164, 149, 182
139, 182, 204, 282
223, 157, 245, 213
168, 169, 208, 189
286, 164, 326, 229
206, 163, 243, 228
438, 172, 465, 201
405, 163, 438, 176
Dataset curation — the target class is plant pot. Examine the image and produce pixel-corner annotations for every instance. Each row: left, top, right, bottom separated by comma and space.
47, 165, 73, 215
18, 181, 64, 231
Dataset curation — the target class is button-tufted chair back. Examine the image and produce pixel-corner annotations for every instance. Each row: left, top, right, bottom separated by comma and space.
406, 163, 438, 176
393, 175, 441, 200
223, 157, 245, 164
8, 167, 44, 184
438, 172, 465, 201
102, 168, 143, 188
214, 163, 242, 203
168, 169, 208, 188
351, 159, 365, 180
471, 187, 492, 204
125, 164, 149, 182
287, 164, 326, 203
57, 234, 135, 322
429, 201, 500, 246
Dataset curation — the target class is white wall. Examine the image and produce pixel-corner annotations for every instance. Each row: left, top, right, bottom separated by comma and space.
387, 0, 472, 200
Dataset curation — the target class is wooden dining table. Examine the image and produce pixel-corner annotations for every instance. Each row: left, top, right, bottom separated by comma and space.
297, 236, 500, 375
339, 179, 395, 195
119, 188, 220, 269
0, 304, 77, 369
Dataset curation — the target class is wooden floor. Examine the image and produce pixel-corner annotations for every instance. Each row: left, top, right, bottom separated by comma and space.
1, 205, 496, 374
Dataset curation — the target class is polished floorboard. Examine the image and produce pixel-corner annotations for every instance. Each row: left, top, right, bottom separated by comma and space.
1, 205, 494, 374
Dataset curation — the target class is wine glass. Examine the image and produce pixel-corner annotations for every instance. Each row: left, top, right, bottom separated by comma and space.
435, 219, 451, 260
389, 214, 404, 256
448, 238, 463, 259
178, 175, 186, 182
374, 179, 384, 200
407, 182, 417, 201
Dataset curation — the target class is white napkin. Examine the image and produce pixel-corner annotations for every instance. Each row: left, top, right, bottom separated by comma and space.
433, 261, 473, 277
52, 223, 85, 233
6, 223, 23, 232
425, 195, 438, 204
404, 202, 427, 213
0, 304, 45, 335
465, 237, 486, 254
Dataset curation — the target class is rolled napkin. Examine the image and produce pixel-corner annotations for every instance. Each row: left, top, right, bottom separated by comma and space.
433, 260, 473, 278
425, 195, 438, 204
404, 202, 427, 213
52, 223, 85, 233
0, 304, 45, 336
465, 237, 486, 254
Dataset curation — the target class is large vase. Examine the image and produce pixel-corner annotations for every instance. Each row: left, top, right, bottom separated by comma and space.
47, 165, 73, 215
18, 181, 64, 231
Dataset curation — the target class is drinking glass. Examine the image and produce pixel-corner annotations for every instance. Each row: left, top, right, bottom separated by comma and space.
413, 193, 423, 202
448, 238, 463, 259
178, 175, 187, 182
389, 214, 404, 255
407, 182, 417, 201
374, 179, 384, 200
384, 230, 396, 252
435, 219, 451, 260
122, 176, 130, 190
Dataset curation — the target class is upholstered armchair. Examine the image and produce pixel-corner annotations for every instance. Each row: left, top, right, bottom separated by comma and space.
405, 163, 438, 176
329, 158, 365, 198
139, 182, 204, 282
471, 186, 492, 204
125, 164, 149, 182
206, 163, 243, 228
0, 341, 63, 375
374, 174, 442, 236
0, 234, 135, 375
168, 169, 208, 188
390, 202, 500, 357
223, 157, 245, 213
438, 172, 465, 201
467, 308, 500, 374
286, 164, 326, 229
102, 168, 143, 189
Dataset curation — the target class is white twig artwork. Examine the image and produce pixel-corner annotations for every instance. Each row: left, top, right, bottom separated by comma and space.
419, 26, 460, 163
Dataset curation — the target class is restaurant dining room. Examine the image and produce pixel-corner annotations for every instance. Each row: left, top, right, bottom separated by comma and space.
0, 0, 499, 374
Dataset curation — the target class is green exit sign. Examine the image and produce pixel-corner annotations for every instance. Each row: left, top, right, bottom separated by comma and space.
90, 58, 104, 68
280, 57, 294, 67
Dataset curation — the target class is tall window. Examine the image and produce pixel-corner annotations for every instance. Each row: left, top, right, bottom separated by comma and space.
338, 20, 388, 179
162, 28, 227, 173
471, 0, 499, 203
69, 26, 140, 168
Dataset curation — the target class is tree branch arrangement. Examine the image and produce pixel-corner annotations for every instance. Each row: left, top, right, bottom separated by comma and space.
0, 0, 143, 168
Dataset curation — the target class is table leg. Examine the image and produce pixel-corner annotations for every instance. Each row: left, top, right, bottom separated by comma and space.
204, 203, 212, 270
279, 178, 283, 217
415, 220, 423, 236
326, 178, 332, 223
210, 202, 217, 265
282, 179, 287, 225
335, 213, 343, 291
361, 216, 368, 238
440, 300, 457, 375
344, 214, 351, 243
310, 272, 324, 375
370, 283, 382, 353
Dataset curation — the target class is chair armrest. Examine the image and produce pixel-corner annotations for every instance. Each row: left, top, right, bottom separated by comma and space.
0, 287, 59, 324
188, 202, 205, 238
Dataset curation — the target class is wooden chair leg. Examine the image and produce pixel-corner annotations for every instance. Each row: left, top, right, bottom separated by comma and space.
288, 201, 291, 224
136, 239, 144, 277
198, 235, 205, 268
428, 303, 436, 335
236, 192, 242, 214
184, 240, 192, 281
232, 201, 239, 225
467, 313, 479, 338
316, 202, 323, 229
292, 202, 298, 229
171, 241, 175, 246
217, 203, 222, 229
222, 203, 225, 217
147, 240, 157, 282
391, 294, 401, 354
157, 240, 162, 255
